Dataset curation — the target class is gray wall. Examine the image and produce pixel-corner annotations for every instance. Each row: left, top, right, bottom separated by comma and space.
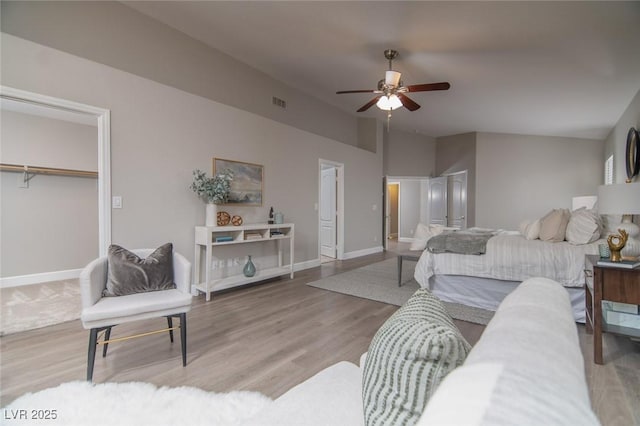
1, 1, 359, 147
398, 179, 422, 239
384, 128, 436, 177
1, 33, 383, 271
475, 132, 604, 229
604, 89, 640, 184
0, 110, 98, 276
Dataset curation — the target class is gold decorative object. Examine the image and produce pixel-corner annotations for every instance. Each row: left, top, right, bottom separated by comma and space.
607, 229, 628, 262
217, 211, 231, 226
231, 215, 243, 226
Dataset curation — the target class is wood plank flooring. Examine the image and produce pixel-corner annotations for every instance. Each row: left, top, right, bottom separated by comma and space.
1, 249, 638, 425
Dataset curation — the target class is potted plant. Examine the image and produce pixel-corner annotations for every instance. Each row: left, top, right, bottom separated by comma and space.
190, 168, 234, 226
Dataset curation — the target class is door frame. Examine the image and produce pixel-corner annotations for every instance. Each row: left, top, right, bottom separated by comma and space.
1, 86, 111, 256
318, 159, 344, 260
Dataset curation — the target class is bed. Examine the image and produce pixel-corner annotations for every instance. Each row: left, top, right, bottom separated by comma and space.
414, 230, 602, 323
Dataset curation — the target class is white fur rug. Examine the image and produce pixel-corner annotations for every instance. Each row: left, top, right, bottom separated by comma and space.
3, 381, 273, 426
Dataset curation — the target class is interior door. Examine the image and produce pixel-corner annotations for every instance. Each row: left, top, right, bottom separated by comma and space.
320, 166, 337, 258
427, 176, 448, 226
448, 172, 467, 229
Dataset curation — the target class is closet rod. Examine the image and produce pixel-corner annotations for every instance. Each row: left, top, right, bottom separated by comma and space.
0, 163, 98, 178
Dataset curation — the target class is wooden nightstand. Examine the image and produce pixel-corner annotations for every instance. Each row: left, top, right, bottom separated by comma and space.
585, 255, 640, 364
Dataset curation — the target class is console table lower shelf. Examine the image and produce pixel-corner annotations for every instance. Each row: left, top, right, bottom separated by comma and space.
193, 266, 292, 297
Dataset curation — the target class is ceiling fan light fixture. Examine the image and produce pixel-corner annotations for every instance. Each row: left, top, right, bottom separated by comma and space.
385, 70, 402, 87
377, 94, 403, 111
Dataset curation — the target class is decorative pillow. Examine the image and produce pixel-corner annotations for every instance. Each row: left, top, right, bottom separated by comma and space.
566, 207, 601, 245
104, 243, 176, 297
362, 289, 471, 426
519, 219, 541, 240
539, 209, 570, 242
410, 223, 445, 251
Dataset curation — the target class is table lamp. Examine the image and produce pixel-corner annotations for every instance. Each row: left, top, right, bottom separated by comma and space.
597, 182, 640, 260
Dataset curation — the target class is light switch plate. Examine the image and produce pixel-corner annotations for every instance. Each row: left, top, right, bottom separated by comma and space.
112, 196, 122, 209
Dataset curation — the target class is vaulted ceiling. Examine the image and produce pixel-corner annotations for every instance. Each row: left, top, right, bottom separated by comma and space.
125, 1, 640, 140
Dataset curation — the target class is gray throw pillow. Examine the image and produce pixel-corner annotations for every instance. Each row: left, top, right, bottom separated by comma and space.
104, 243, 176, 297
362, 288, 471, 426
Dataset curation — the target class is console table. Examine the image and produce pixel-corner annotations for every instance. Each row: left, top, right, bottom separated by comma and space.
585, 255, 640, 364
193, 223, 294, 301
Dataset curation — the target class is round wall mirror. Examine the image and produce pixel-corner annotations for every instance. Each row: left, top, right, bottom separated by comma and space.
626, 127, 639, 181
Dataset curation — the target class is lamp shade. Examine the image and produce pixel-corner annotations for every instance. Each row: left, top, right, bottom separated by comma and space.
597, 183, 640, 214
385, 70, 402, 87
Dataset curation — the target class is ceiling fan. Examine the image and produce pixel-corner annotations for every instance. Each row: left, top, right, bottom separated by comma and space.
336, 49, 450, 113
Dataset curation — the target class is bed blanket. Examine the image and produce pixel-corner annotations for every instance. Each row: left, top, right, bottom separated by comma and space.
415, 232, 602, 288
426, 231, 494, 255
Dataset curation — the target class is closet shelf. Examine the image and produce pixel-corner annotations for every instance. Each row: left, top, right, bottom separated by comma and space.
0, 163, 98, 178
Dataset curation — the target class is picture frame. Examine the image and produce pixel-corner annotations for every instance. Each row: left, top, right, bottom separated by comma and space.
213, 158, 263, 206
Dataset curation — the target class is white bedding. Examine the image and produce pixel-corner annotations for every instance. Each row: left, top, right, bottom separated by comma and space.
414, 232, 602, 288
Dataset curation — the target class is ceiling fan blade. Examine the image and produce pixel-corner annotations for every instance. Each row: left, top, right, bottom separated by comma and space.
406, 82, 451, 92
397, 93, 421, 111
357, 96, 382, 112
336, 89, 376, 94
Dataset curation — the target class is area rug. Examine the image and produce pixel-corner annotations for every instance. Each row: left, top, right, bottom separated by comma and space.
0, 279, 82, 336
308, 257, 494, 325
2, 381, 273, 426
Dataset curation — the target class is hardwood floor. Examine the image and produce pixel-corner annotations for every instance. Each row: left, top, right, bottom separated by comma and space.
1, 249, 638, 425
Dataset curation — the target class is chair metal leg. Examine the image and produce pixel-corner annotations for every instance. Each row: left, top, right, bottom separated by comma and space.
87, 328, 99, 381
179, 313, 187, 367
102, 327, 112, 357
167, 317, 174, 343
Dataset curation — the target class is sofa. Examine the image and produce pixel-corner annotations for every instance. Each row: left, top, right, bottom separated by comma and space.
4, 277, 600, 426
245, 277, 601, 426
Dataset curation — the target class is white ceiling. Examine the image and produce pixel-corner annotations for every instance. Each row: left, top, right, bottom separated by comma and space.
125, 1, 640, 140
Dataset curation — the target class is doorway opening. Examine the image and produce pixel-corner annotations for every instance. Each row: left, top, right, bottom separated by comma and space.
318, 159, 344, 263
387, 183, 399, 240
0, 86, 111, 287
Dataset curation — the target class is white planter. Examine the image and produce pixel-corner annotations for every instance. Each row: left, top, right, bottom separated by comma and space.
205, 203, 217, 226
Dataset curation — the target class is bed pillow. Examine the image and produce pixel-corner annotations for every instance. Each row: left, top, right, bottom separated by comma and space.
362, 288, 471, 426
519, 219, 541, 240
104, 243, 176, 297
566, 207, 601, 245
539, 209, 570, 242
410, 223, 445, 251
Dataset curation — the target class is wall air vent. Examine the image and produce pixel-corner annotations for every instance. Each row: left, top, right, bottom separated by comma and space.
272, 96, 287, 109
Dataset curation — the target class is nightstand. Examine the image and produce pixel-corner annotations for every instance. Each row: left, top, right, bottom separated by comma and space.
585, 255, 640, 364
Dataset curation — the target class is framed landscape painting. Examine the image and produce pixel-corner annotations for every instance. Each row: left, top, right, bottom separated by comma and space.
213, 158, 263, 206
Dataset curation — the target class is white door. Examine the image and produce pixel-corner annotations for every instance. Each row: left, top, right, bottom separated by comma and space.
320, 166, 337, 258
448, 172, 467, 229
427, 176, 448, 226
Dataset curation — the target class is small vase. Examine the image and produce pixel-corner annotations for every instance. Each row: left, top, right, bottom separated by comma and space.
205, 203, 217, 226
243, 255, 256, 277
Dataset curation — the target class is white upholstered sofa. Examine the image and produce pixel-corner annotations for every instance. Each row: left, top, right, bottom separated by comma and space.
245, 277, 600, 426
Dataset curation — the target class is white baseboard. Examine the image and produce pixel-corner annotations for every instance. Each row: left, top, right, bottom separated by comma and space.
342, 245, 384, 260
398, 237, 414, 243
294, 259, 322, 271
0, 269, 82, 289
